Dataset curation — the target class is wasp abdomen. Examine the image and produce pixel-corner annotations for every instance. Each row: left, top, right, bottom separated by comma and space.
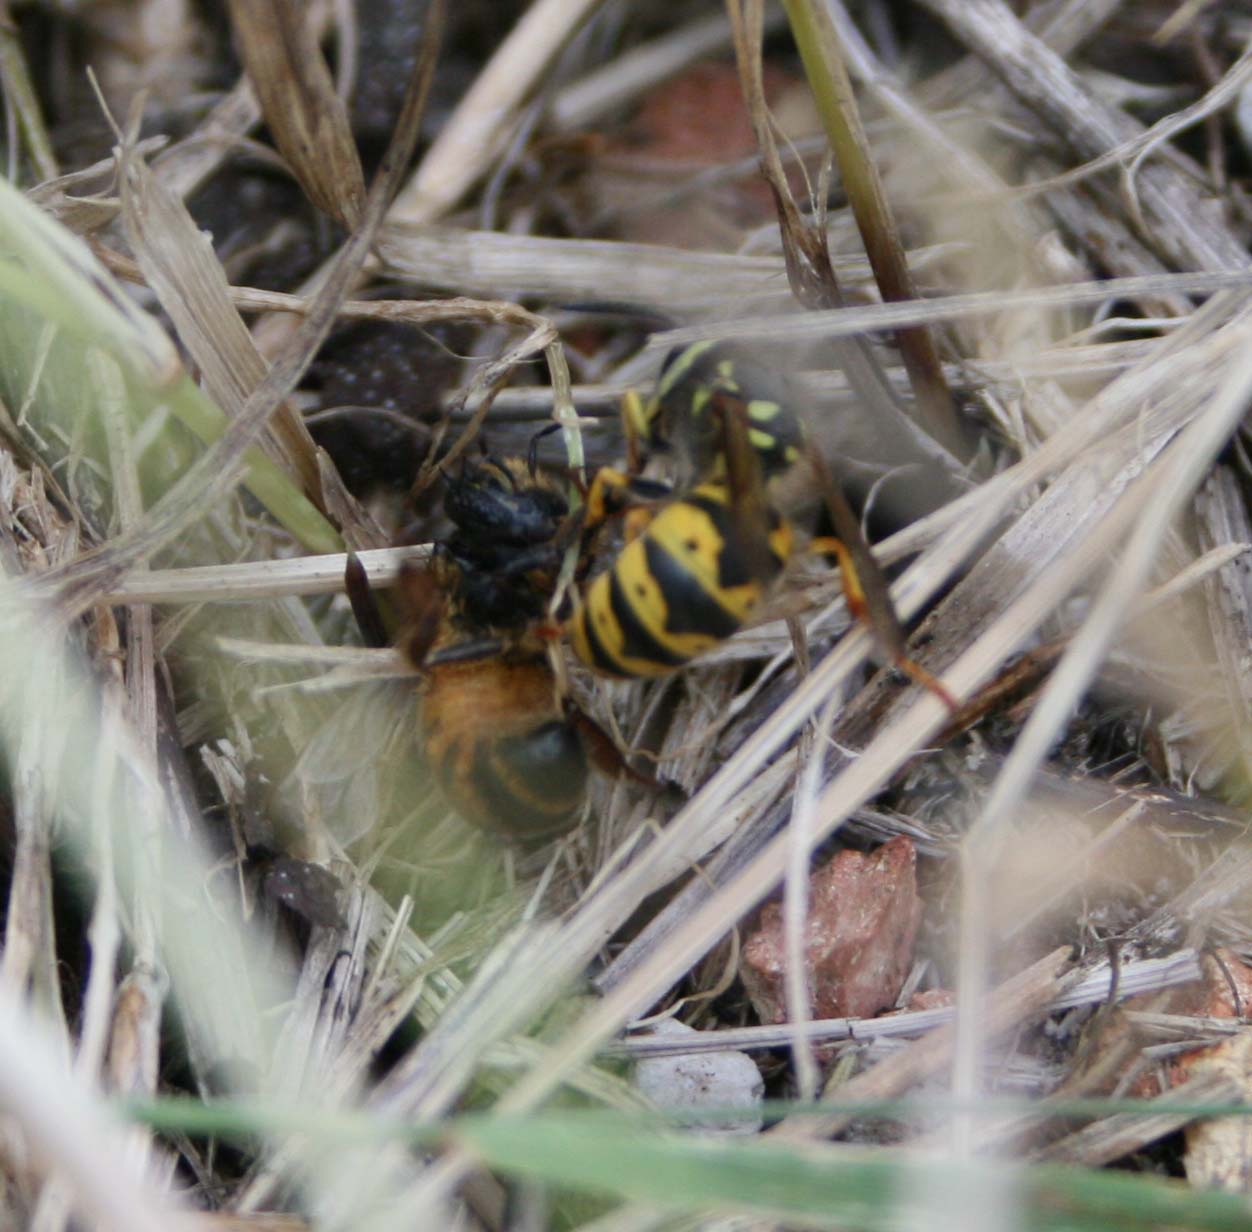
568, 482, 794, 679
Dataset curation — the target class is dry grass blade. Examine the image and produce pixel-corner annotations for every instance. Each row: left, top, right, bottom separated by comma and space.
391, 0, 602, 226
40, 0, 446, 612
376, 224, 798, 311
225, 0, 365, 228
608, 951, 1204, 1056
658, 270, 1252, 348
0, 985, 189, 1232
149, 77, 261, 203
118, 137, 322, 497
1038, 1071, 1245, 1168
770, 947, 1075, 1143
80, 353, 164, 1197
917, 0, 1251, 271
778, 0, 964, 457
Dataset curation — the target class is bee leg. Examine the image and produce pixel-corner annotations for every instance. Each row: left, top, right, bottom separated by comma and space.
568, 705, 674, 794
485, 544, 564, 587
424, 636, 507, 667
345, 552, 389, 650
393, 559, 449, 668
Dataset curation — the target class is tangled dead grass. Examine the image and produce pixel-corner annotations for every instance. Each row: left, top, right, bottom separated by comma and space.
2, 1, 1252, 1228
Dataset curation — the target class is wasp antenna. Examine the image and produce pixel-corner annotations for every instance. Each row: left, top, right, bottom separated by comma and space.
556, 300, 679, 331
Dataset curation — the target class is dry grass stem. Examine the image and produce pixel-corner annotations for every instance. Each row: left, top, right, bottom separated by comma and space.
6, 3, 1252, 1226
225, 0, 365, 229
390, 0, 602, 226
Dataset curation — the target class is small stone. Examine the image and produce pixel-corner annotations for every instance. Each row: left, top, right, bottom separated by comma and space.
906, 988, 955, 1012
633, 1019, 764, 1136
741, 836, 923, 1024
1170, 950, 1252, 1193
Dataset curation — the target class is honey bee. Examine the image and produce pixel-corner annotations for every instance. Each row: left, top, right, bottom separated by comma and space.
417, 629, 593, 840
349, 455, 642, 840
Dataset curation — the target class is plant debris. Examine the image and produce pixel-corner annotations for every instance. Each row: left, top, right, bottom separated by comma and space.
1, 1, 1252, 1229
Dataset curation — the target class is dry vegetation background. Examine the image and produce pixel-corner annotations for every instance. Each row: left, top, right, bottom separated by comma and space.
1, 0, 1252, 1228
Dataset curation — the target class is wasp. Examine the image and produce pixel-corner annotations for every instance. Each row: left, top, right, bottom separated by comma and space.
566, 475, 794, 678
565, 341, 955, 706
348, 455, 645, 840
564, 343, 796, 679
620, 338, 803, 481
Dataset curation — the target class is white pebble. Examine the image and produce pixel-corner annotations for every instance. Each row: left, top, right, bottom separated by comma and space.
633, 1019, 764, 1136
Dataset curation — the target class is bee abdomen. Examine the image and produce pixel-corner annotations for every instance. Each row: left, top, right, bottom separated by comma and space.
422, 657, 589, 838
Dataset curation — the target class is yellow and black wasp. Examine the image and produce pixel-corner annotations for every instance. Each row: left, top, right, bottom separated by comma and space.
564, 340, 954, 705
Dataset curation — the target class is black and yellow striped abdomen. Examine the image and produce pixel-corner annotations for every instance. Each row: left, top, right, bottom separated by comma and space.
568, 482, 794, 678
627, 340, 806, 479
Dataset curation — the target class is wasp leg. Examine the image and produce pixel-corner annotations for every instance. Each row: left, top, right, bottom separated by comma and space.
810, 531, 957, 712
807, 451, 958, 715
583, 466, 633, 530
809, 535, 868, 623
583, 467, 672, 537
621, 388, 652, 473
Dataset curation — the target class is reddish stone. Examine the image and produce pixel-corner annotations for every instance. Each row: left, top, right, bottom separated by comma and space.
740, 836, 923, 1024
1123, 949, 1252, 1098
588, 62, 812, 245
617, 62, 792, 166
1141, 950, 1252, 1191
1194, 949, 1252, 1021
1154, 949, 1252, 1090
906, 988, 955, 1012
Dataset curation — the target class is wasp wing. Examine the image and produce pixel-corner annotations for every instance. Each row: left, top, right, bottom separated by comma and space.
708, 386, 778, 585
